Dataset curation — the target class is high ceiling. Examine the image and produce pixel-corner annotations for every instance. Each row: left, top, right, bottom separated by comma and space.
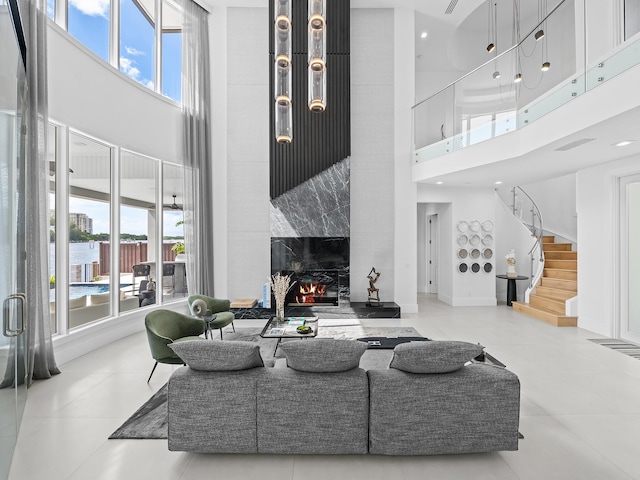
197, 0, 640, 189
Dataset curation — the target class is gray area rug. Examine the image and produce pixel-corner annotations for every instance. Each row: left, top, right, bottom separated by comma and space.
110, 324, 421, 440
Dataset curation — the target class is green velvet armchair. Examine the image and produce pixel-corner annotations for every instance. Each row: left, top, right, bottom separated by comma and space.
144, 309, 205, 382
187, 294, 236, 340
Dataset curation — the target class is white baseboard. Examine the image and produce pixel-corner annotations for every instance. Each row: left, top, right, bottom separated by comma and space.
53, 301, 189, 366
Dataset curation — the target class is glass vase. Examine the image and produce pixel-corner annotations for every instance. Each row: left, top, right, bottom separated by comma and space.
275, 298, 285, 323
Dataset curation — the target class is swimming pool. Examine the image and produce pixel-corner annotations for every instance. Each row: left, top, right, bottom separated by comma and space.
50, 283, 133, 301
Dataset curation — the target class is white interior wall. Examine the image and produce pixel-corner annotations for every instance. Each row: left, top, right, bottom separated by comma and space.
494, 192, 538, 303
416, 185, 496, 306
521, 173, 578, 242
393, 8, 418, 313
417, 204, 427, 292
47, 24, 181, 161
349, 8, 397, 305
576, 154, 640, 336
222, 8, 270, 302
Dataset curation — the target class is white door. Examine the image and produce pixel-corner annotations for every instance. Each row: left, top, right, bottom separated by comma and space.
427, 214, 438, 293
620, 174, 640, 345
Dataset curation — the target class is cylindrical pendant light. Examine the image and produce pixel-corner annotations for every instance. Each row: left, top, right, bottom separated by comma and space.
274, 0, 292, 143
308, 0, 326, 112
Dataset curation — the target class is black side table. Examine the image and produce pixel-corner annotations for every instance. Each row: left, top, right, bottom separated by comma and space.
496, 274, 529, 306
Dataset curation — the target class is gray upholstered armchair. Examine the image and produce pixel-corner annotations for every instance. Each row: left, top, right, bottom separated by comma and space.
187, 295, 235, 340
144, 309, 205, 382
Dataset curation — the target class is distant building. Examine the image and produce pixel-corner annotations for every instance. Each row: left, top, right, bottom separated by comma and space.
69, 213, 93, 234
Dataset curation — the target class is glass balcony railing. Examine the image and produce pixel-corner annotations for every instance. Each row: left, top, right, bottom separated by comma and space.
413, 0, 640, 164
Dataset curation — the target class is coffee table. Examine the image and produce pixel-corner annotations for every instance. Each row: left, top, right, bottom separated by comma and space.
260, 316, 319, 356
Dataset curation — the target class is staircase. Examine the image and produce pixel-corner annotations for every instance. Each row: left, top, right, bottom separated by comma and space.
513, 236, 578, 327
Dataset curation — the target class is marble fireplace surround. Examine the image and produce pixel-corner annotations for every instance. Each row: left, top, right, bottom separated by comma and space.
271, 237, 350, 307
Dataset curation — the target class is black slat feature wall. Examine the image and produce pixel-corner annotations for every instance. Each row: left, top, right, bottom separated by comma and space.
269, 0, 351, 199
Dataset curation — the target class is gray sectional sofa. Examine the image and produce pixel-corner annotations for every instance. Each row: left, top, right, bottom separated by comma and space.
167, 339, 520, 455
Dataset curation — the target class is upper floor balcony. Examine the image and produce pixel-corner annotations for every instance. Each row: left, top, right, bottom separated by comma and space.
412, 0, 640, 186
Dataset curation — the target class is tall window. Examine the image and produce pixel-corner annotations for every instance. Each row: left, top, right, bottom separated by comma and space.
48, 125, 57, 334
161, 0, 182, 102
68, 132, 112, 329
120, 0, 155, 88
163, 163, 185, 299
67, 0, 110, 62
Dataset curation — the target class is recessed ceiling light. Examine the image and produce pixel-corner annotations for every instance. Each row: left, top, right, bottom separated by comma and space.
615, 140, 635, 147
436, 181, 443, 185
495, 181, 503, 185
420, 31, 428, 39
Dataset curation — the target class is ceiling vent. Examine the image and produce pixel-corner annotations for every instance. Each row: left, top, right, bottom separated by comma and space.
445, 0, 459, 14
554, 138, 596, 151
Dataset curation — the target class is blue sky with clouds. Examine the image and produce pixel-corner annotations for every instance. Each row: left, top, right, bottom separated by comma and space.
61, 0, 181, 102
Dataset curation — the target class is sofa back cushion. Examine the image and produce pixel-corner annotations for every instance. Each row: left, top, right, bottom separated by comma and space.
169, 340, 264, 371
389, 341, 484, 374
280, 339, 368, 373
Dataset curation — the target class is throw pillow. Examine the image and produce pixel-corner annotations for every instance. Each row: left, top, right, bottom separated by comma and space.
68, 295, 87, 310
169, 340, 264, 371
389, 341, 484, 374
280, 339, 368, 373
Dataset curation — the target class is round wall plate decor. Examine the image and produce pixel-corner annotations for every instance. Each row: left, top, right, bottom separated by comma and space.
457, 234, 469, 246
469, 234, 481, 246
471, 262, 480, 273
483, 248, 493, 259
458, 248, 468, 259
482, 234, 493, 246
482, 220, 493, 232
458, 263, 468, 273
469, 220, 481, 232
457, 221, 469, 232
483, 263, 493, 273
470, 248, 481, 259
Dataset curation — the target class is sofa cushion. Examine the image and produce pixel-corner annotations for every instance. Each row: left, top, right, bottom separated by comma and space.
169, 340, 264, 371
89, 291, 110, 305
280, 339, 368, 373
389, 341, 484, 374
68, 295, 87, 310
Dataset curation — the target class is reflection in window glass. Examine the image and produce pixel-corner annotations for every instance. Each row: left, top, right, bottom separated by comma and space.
48, 124, 57, 334
120, 0, 155, 89
47, 0, 55, 19
120, 151, 157, 307
68, 132, 111, 328
68, 0, 110, 61
162, 0, 182, 102
163, 164, 185, 301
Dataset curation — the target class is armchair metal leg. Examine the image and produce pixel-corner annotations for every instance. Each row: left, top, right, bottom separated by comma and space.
147, 361, 158, 383
231, 321, 235, 333
219, 328, 223, 340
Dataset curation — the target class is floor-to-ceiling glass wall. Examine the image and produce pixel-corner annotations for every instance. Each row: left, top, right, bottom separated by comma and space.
620, 174, 640, 345
162, 164, 186, 298
67, 132, 112, 329
0, 0, 29, 475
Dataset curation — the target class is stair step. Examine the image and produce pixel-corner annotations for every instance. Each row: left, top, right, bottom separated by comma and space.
535, 286, 577, 301
542, 236, 556, 243
544, 251, 577, 260
543, 243, 573, 252
512, 302, 577, 327
544, 268, 577, 281
545, 259, 577, 270
530, 294, 566, 315
541, 277, 577, 291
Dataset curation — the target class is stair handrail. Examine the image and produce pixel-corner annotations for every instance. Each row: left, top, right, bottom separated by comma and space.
512, 187, 545, 301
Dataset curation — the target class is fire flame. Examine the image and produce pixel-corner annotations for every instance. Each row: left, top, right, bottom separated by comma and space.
295, 282, 326, 304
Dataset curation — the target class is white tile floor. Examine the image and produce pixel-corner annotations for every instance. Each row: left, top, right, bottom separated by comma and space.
9, 294, 640, 480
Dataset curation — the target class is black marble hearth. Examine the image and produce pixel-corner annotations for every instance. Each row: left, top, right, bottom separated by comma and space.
231, 302, 401, 320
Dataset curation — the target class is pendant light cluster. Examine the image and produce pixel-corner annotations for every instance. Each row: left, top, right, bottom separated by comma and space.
274, 0, 292, 143
274, 0, 327, 144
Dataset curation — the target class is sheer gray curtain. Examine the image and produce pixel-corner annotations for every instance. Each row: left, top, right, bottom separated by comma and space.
181, 0, 214, 296
24, 0, 59, 384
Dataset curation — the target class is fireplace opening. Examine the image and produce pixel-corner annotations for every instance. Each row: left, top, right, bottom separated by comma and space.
285, 271, 338, 306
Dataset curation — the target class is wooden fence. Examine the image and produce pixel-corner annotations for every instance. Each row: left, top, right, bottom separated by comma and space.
98, 242, 178, 275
